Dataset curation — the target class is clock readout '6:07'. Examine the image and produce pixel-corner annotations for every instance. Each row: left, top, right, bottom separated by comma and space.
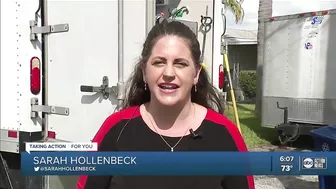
279, 156, 294, 162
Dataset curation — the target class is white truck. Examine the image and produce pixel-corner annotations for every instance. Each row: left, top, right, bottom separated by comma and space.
0, 0, 218, 188
260, 9, 336, 144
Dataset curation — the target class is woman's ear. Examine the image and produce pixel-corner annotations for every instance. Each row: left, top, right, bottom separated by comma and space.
193, 66, 202, 85
141, 64, 146, 83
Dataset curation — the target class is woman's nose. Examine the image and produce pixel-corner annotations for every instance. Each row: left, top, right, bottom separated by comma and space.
163, 64, 176, 77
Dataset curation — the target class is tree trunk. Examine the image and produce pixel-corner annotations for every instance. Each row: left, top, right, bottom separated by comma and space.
255, 0, 272, 115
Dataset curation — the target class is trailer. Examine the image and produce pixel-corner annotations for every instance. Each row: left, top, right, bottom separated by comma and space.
0, 0, 216, 188
261, 9, 336, 144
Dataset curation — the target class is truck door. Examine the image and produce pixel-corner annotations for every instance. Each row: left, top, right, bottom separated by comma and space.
44, 0, 150, 143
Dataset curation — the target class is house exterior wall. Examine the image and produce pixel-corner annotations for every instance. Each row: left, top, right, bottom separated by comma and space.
226, 44, 257, 101
228, 44, 257, 71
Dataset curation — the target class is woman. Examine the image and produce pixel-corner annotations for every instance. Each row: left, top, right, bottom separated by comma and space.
76, 20, 254, 189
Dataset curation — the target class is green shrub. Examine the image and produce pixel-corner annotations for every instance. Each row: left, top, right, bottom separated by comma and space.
239, 71, 256, 99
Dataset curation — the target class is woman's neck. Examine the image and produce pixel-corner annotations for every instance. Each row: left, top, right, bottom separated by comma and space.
146, 99, 194, 130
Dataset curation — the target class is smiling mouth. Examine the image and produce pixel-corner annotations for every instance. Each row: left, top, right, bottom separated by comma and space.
158, 83, 179, 92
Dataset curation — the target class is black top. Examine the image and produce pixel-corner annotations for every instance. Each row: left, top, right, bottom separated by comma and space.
76, 106, 255, 189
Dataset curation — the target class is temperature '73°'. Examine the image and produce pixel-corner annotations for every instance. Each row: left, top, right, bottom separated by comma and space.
281, 165, 293, 172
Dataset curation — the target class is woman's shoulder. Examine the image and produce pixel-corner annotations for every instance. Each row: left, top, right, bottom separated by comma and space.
203, 108, 243, 137
204, 108, 248, 151
93, 106, 141, 142
103, 106, 141, 125
193, 103, 234, 128
204, 108, 235, 127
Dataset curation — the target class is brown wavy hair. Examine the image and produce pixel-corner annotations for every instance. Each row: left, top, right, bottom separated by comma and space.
121, 20, 224, 114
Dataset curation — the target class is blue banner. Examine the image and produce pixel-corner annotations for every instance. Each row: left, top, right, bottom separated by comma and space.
21, 152, 335, 176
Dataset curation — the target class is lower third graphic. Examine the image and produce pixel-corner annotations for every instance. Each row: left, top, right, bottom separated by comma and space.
34, 166, 96, 172
302, 157, 327, 169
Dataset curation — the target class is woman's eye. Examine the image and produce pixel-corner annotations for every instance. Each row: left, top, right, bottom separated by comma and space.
175, 62, 187, 67
153, 61, 165, 66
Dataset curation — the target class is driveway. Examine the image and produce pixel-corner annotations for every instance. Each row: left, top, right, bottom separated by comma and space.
255, 175, 319, 189
250, 144, 320, 189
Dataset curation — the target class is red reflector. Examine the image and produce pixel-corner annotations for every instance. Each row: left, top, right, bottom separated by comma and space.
322, 11, 328, 15
269, 17, 275, 21
8, 131, 18, 138
30, 57, 41, 95
48, 131, 56, 139
219, 65, 224, 89
311, 12, 316, 16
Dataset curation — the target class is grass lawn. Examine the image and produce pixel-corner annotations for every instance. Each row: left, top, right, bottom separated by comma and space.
224, 103, 277, 148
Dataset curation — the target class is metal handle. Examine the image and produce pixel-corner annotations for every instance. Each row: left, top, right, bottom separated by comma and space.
80, 76, 115, 99
80, 85, 94, 92
80, 85, 103, 93
276, 102, 287, 110
276, 102, 288, 124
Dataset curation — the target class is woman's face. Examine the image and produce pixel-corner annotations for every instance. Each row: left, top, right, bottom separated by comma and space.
143, 35, 200, 106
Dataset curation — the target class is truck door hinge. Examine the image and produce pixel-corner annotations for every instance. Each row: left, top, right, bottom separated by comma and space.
30, 98, 70, 118
29, 20, 69, 41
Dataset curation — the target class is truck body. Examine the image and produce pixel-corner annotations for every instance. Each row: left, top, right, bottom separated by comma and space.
261, 9, 336, 140
0, 0, 216, 188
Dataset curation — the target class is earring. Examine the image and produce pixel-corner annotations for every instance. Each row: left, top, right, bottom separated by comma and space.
144, 83, 147, 91
194, 84, 197, 92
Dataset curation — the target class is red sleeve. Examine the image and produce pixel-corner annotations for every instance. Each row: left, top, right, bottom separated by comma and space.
220, 117, 248, 151
222, 117, 255, 189
225, 118, 255, 189
206, 110, 255, 189
75, 112, 121, 189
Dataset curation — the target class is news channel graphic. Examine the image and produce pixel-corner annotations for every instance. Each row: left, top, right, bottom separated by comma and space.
301, 157, 327, 170
21, 151, 271, 176
25, 142, 98, 153
272, 152, 335, 175
20, 144, 336, 176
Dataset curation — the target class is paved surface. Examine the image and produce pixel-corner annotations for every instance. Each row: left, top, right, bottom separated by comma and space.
254, 175, 319, 189
250, 145, 320, 189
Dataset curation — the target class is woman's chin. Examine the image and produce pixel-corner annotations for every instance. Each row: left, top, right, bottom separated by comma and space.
153, 92, 181, 107
156, 97, 180, 106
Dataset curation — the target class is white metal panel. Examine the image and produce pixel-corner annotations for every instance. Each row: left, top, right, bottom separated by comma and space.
123, 1, 147, 80
311, 14, 336, 99
263, 18, 314, 98
0, 1, 18, 131
284, 18, 303, 98
286, 17, 313, 98
1, 0, 43, 132
263, 12, 336, 100
45, 0, 148, 142
263, 20, 290, 97
298, 16, 323, 98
